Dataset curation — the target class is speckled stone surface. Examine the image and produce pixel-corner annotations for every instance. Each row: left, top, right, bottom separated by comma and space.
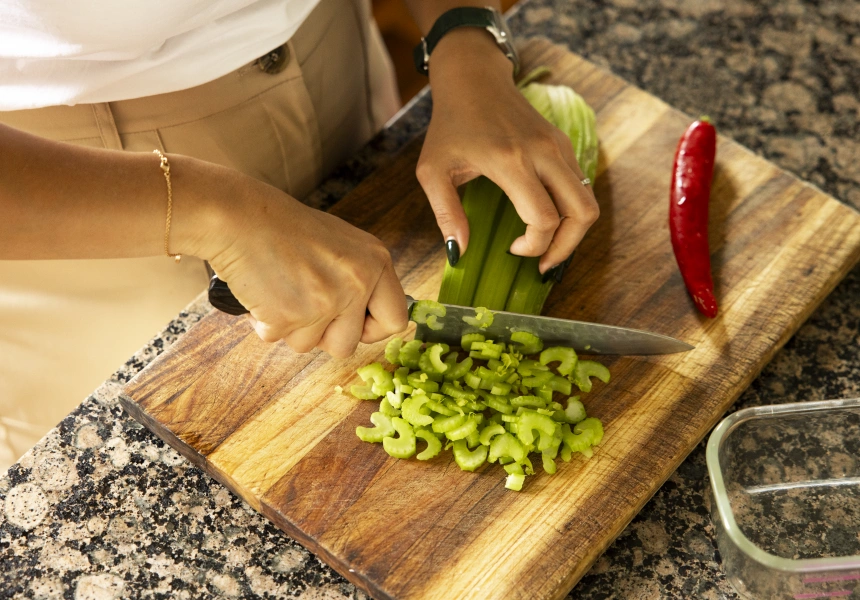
2, 0, 859, 598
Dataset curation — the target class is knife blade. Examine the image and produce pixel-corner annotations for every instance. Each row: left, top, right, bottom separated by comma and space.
407, 297, 693, 355
207, 277, 693, 355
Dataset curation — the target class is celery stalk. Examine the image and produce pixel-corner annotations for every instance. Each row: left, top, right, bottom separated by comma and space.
437, 177, 505, 306
472, 197, 526, 310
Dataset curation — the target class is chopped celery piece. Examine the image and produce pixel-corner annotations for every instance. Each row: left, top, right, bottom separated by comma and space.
385, 337, 403, 365
426, 398, 456, 416
460, 333, 485, 351
489, 433, 527, 463
517, 411, 558, 447
562, 417, 603, 454
407, 372, 440, 394
487, 358, 504, 370
399, 340, 423, 369
334, 385, 344, 394
511, 331, 544, 355
505, 473, 525, 491
522, 371, 554, 388
465, 428, 481, 449
490, 382, 512, 396
486, 395, 514, 415
432, 413, 467, 434
503, 462, 524, 476
393, 366, 410, 385
539, 346, 578, 376
501, 414, 519, 423
350, 385, 379, 400
546, 375, 572, 395
479, 423, 506, 446
535, 386, 553, 402
575, 418, 604, 445
560, 442, 572, 462
573, 360, 611, 393
463, 372, 482, 390
463, 306, 495, 328
443, 356, 472, 381
565, 398, 587, 424
517, 359, 549, 376
542, 451, 557, 475
401, 394, 434, 427
446, 414, 482, 442
379, 397, 400, 417
412, 300, 446, 331
443, 399, 465, 416
356, 412, 395, 443
476, 366, 503, 382
437, 176, 506, 306
360, 363, 394, 396
441, 382, 476, 400
452, 439, 488, 471
470, 341, 503, 360
425, 344, 448, 373
415, 428, 442, 460
511, 395, 546, 409
383, 417, 416, 459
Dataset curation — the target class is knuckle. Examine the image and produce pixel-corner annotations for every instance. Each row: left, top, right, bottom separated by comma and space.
255, 322, 283, 344
580, 199, 600, 224
534, 207, 561, 232
285, 335, 316, 354
538, 132, 563, 157
414, 160, 435, 186
497, 143, 529, 170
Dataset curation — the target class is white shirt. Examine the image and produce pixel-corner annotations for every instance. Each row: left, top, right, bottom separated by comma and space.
0, 0, 321, 110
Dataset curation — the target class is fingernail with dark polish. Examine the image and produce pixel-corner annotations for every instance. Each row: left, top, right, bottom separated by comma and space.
542, 264, 561, 283
554, 252, 575, 283
446, 238, 460, 266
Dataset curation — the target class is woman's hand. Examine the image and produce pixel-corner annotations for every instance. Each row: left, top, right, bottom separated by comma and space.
416, 28, 599, 273
188, 163, 408, 357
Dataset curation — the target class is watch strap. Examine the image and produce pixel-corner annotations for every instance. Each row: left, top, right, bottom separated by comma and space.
413, 7, 517, 76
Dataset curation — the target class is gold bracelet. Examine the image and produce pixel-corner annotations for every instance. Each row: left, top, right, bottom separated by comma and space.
153, 149, 181, 263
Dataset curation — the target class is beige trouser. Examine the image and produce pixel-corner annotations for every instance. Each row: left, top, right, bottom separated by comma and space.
0, 0, 400, 470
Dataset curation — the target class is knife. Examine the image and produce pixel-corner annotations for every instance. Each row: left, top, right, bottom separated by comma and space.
208, 276, 693, 355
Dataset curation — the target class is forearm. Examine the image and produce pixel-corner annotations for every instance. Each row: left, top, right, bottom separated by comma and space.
402, 1, 513, 97
0, 122, 226, 260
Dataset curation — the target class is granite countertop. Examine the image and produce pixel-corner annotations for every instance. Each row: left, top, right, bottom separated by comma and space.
2, 0, 859, 598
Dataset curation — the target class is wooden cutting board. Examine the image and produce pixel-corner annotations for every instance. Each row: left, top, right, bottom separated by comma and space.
120, 38, 860, 600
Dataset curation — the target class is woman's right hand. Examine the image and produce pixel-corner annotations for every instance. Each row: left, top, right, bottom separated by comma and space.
183, 160, 408, 358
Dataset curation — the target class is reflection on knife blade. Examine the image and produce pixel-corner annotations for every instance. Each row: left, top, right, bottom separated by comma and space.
410, 300, 693, 356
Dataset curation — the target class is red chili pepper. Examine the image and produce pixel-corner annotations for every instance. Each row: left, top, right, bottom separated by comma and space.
670, 117, 718, 318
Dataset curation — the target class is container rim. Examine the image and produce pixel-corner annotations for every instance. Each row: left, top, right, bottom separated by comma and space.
706, 397, 860, 572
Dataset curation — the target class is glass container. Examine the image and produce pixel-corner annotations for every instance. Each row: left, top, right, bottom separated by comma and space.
707, 398, 860, 599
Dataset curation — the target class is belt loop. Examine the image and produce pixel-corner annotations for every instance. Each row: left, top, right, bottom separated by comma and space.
90, 103, 124, 150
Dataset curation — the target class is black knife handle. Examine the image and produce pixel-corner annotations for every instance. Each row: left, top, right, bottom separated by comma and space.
208, 275, 415, 318
208, 276, 249, 315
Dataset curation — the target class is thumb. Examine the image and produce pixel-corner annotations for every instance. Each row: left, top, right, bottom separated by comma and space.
415, 163, 470, 265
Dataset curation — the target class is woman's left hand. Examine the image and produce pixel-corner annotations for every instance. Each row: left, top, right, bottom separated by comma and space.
415, 28, 599, 273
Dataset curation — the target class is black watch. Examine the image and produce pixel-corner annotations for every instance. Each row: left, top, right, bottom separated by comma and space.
413, 6, 519, 76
